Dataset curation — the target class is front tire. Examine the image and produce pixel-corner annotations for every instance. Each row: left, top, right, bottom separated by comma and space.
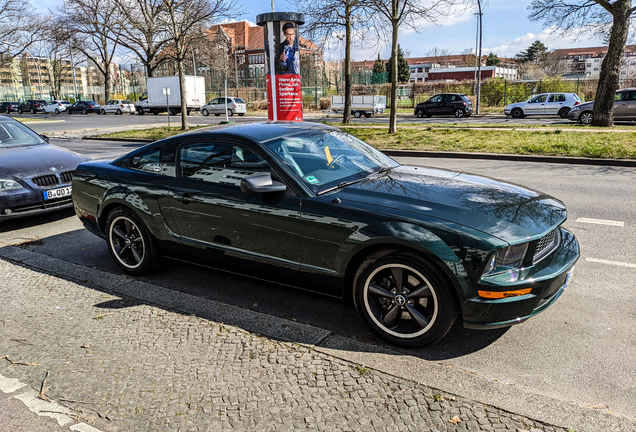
353, 249, 458, 347
510, 108, 524, 119
354, 110, 361, 118
106, 207, 160, 275
579, 111, 593, 125
202, 109, 209, 116
18, 108, 23, 114
101, 109, 106, 115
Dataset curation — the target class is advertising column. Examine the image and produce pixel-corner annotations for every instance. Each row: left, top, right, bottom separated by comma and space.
256, 12, 304, 122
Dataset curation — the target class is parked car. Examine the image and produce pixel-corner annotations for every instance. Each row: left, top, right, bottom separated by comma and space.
72, 122, 579, 347
504, 93, 582, 119
201, 97, 246, 116
0, 115, 90, 222
17, 100, 47, 114
101, 100, 136, 115
414, 93, 473, 118
42, 100, 71, 114
567, 88, 636, 124
0, 102, 19, 114
66, 101, 102, 115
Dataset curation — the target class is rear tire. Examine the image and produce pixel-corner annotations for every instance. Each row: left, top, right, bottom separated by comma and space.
354, 111, 361, 118
82, 108, 87, 115
214, 113, 220, 116
454, 108, 465, 118
18, 108, 23, 114
365, 113, 371, 118
228, 109, 234, 116
558, 107, 570, 118
30, 108, 35, 114
239, 113, 245, 116
105, 207, 160, 275
353, 249, 458, 347
116, 109, 122, 115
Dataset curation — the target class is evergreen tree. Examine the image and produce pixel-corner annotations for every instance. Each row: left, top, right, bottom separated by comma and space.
515, 41, 548, 63
371, 54, 386, 84
372, 54, 385, 73
486, 52, 501, 66
386, 45, 410, 83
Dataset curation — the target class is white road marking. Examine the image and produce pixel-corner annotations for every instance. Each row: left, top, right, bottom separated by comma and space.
586, 258, 636, 269
70, 423, 104, 432
14, 389, 74, 426
0, 374, 27, 393
575, 218, 624, 227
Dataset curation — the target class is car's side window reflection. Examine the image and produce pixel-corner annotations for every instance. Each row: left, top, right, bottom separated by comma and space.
117, 147, 176, 176
179, 143, 271, 187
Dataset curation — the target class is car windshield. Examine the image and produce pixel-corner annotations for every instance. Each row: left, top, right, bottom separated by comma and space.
0, 121, 46, 147
264, 129, 398, 195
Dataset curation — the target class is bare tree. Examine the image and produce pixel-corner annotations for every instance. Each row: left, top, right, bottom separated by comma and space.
368, 0, 462, 133
292, 0, 374, 124
63, 0, 122, 103
114, 0, 170, 78
30, 25, 72, 100
529, 0, 636, 126
426, 47, 451, 66
0, 0, 44, 58
158, 0, 239, 130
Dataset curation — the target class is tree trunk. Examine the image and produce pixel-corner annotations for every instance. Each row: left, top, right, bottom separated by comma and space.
389, 18, 399, 134
343, 2, 352, 125
178, 57, 188, 131
592, 0, 631, 127
104, 68, 111, 104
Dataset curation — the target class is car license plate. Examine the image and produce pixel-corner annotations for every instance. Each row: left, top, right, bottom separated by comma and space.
43, 186, 72, 200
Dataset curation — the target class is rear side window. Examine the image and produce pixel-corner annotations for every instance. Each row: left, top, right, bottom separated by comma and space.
234, 98, 245, 103
115, 146, 175, 176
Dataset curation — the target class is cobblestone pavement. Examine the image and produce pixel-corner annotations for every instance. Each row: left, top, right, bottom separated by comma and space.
0, 255, 595, 432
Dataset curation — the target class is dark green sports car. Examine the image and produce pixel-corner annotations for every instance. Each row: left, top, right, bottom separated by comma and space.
72, 122, 579, 347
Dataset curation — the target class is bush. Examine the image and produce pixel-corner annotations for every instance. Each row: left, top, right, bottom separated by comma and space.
319, 98, 330, 110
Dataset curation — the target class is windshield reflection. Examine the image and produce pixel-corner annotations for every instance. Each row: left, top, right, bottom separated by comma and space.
0, 121, 46, 147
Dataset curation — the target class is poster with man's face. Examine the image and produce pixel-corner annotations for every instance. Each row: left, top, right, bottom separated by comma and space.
277, 21, 299, 75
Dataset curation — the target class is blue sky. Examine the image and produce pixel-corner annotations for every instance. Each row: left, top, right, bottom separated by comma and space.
38, 0, 606, 62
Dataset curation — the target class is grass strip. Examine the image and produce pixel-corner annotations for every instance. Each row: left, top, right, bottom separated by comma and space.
14, 118, 57, 123
344, 127, 636, 159
90, 125, 210, 141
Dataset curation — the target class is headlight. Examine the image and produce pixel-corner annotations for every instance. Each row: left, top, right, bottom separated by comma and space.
0, 179, 24, 191
482, 243, 529, 281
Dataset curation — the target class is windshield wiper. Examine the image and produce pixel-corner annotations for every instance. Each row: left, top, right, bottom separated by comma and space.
317, 177, 365, 196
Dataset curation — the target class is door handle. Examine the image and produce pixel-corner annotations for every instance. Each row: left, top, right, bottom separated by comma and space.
173, 192, 193, 204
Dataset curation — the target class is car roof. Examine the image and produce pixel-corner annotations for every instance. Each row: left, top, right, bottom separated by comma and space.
180, 122, 340, 142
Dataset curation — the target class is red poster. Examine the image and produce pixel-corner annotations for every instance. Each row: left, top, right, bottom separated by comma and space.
275, 74, 303, 121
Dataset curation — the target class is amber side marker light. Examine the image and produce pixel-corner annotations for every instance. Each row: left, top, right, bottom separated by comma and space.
478, 288, 532, 299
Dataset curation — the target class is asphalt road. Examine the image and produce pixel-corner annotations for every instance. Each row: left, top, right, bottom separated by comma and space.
5, 110, 575, 134
0, 132, 634, 420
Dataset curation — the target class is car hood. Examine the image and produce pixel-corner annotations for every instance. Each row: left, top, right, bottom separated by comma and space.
573, 101, 594, 109
0, 144, 88, 178
338, 166, 566, 243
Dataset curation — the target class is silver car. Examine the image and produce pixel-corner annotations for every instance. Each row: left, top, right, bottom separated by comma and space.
201, 97, 247, 117
568, 88, 636, 124
504, 92, 582, 119
100, 99, 136, 115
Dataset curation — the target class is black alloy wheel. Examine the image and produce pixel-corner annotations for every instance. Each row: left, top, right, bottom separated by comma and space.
82, 108, 87, 114
365, 113, 371, 118
416, 109, 424, 118
558, 107, 570, 118
106, 208, 160, 275
510, 108, 524, 119
580, 112, 593, 125
454, 108, 465, 118
353, 249, 458, 347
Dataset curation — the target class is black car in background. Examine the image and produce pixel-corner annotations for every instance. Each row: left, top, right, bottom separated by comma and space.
66, 101, 102, 114
0, 115, 89, 221
1, 102, 19, 114
415, 93, 473, 118
17, 100, 47, 114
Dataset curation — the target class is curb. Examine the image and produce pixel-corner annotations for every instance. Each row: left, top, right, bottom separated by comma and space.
382, 149, 636, 167
82, 136, 154, 143
1, 244, 634, 432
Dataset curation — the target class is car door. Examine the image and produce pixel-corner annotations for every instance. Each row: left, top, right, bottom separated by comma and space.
426, 94, 443, 113
525, 94, 548, 115
619, 90, 636, 120
613, 91, 630, 119
167, 138, 302, 283
544, 93, 566, 115
441, 94, 456, 114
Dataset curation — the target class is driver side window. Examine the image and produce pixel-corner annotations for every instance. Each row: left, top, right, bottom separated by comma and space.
179, 143, 271, 187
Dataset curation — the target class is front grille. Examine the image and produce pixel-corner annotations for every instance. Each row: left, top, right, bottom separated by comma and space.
533, 229, 560, 264
32, 174, 60, 187
7, 197, 72, 214
60, 171, 75, 183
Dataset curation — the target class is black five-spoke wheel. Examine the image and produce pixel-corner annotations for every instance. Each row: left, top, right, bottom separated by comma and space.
354, 249, 458, 347
106, 208, 159, 275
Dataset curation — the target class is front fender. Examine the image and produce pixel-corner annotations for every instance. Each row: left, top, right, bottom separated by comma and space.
338, 221, 505, 304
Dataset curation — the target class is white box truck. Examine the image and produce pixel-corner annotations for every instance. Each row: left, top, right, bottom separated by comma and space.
136, 75, 206, 115
329, 95, 387, 118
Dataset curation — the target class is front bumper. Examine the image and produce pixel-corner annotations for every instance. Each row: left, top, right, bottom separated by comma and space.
0, 184, 73, 221
463, 228, 579, 329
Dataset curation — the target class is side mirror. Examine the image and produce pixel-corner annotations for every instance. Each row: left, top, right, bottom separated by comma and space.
40, 134, 50, 143
241, 174, 286, 194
